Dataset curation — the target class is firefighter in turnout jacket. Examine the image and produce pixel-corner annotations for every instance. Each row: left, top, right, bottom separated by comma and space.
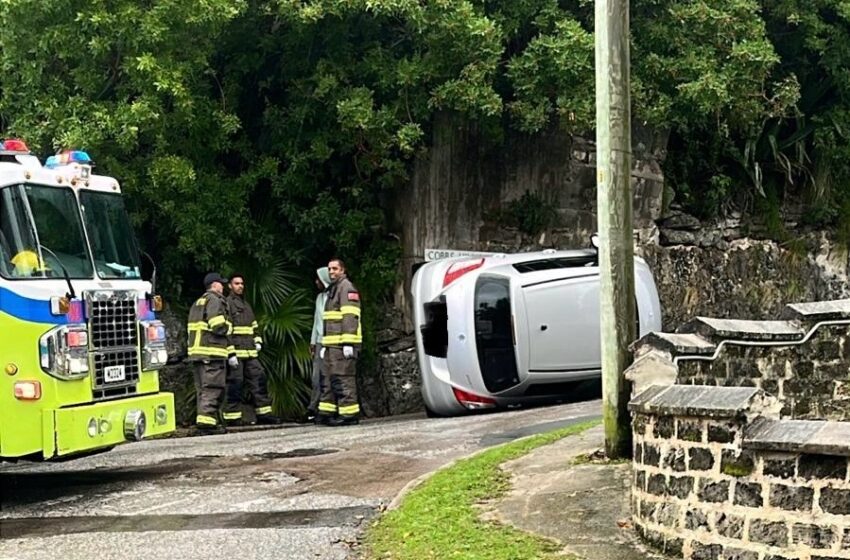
223, 274, 281, 425
318, 258, 362, 426
187, 272, 236, 433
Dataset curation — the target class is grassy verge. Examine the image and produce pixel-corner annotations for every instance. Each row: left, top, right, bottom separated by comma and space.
362, 420, 600, 560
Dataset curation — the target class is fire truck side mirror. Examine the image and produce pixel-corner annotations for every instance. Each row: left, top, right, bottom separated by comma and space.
50, 296, 70, 316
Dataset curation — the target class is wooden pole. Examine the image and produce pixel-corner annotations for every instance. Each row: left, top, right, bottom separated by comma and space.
595, 0, 635, 458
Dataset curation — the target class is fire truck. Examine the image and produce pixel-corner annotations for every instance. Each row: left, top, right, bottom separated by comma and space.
0, 139, 175, 460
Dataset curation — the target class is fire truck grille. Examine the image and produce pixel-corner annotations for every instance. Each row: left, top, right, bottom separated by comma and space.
92, 349, 140, 394
85, 290, 141, 400
88, 291, 138, 349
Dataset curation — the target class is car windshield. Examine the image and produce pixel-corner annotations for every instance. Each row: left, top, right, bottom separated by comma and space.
0, 184, 93, 279
79, 191, 142, 279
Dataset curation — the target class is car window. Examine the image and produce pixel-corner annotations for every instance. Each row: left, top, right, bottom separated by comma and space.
513, 256, 597, 273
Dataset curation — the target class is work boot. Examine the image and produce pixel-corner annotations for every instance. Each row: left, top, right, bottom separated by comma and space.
316, 415, 335, 426
194, 423, 227, 436
256, 414, 283, 425
327, 416, 359, 427
294, 411, 316, 424
224, 418, 243, 428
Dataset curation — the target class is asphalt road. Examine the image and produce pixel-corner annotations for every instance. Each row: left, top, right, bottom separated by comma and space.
0, 398, 601, 560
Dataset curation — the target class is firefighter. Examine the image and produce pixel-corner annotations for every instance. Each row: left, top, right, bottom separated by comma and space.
187, 272, 237, 434
224, 274, 282, 425
318, 258, 362, 426
305, 266, 331, 422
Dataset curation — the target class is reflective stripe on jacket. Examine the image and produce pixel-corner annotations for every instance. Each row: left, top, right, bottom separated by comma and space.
187, 290, 234, 360
321, 275, 362, 347
226, 293, 263, 358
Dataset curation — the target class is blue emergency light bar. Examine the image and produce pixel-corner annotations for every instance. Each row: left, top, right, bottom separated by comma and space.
45, 150, 93, 169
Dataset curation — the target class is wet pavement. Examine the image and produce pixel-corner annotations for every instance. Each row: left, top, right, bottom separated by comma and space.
0, 398, 600, 560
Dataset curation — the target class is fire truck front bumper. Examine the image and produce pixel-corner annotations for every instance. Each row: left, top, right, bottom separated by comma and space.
43, 392, 176, 459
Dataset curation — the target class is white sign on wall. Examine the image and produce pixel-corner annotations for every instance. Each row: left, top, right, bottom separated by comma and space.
423, 248, 497, 262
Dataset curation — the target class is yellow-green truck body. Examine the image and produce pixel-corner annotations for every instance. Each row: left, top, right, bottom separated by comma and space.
0, 145, 175, 460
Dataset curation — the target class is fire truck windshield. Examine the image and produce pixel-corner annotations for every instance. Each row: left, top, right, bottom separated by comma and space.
79, 190, 142, 279
0, 184, 93, 279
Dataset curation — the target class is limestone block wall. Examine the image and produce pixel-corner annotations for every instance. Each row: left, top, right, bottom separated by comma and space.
630, 299, 850, 421
631, 384, 850, 560
676, 325, 850, 420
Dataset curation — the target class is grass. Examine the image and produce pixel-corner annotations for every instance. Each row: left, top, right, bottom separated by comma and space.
362, 420, 600, 560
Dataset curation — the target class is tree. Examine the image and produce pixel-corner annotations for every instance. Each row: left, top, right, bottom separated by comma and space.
0, 0, 841, 411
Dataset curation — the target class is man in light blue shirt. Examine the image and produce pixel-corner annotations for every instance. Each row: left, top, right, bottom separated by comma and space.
307, 266, 331, 420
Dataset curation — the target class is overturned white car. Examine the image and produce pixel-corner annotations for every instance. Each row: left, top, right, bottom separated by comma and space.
412, 248, 662, 416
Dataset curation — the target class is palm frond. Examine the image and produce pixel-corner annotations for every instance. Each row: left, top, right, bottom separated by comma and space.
229, 255, 315, 417
246, 256, 300, 312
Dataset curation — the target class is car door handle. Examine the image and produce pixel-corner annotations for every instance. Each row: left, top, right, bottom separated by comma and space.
540, 324, 548, 331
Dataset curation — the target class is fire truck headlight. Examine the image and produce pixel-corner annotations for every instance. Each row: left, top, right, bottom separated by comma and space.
69, 358, 87, 375
38, 325, 89, 380
140, 320, 168, 371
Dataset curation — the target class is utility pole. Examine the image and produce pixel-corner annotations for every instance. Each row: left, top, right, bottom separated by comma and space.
595, 0, 635, 458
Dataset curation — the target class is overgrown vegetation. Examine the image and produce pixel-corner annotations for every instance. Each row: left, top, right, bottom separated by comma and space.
504, 191, 557, 236
363, 420, 598, 559
1, 0, 849, 408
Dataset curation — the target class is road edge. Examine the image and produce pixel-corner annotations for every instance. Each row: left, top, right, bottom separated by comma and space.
386, 413, 602, 511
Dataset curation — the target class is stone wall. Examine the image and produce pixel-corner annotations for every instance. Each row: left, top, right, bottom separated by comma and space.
630, 299, 850, 422
389, 113, 850, 334
641, 233, 850, 331
379, 113, 850, 418
631, 384, 850, 560
358, 348, 422, 418
157, 305, 197, 427
390, 113, 667, 330
675, 325, 850, 421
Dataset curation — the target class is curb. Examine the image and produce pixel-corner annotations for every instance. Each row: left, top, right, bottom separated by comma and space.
385, 419, 599, 511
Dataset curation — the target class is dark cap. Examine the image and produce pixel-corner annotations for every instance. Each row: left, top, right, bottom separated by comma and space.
203, 272, 228, 288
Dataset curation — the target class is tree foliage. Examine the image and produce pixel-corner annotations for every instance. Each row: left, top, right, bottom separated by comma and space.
1, 0, 849, 405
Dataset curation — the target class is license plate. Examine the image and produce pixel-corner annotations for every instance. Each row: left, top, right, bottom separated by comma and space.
104, 365, 126, 383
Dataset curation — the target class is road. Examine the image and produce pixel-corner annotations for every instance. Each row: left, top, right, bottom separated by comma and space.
0, 399, 600, 560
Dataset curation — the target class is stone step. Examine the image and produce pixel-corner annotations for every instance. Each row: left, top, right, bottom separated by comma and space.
629, 384, 774, 419
780, 299, 850, 323
677, 316, 805, 343
744, 417, 850, 457
631, 331, 716, 357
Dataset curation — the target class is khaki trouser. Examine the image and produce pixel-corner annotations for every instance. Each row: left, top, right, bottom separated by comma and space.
224, 358, 273, 421
318, 347, 360, 418
194, 360, 226, 426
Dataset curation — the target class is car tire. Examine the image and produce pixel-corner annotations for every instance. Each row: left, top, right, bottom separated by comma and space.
424, 404, 445, 418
